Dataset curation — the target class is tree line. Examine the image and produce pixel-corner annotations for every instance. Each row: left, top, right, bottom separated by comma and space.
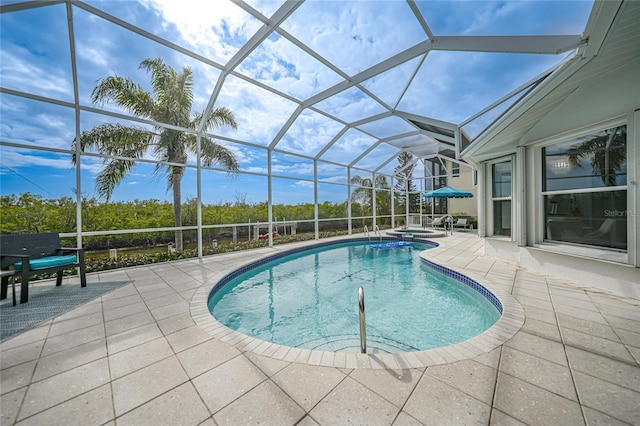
1, 192, 402, 250
69, 58, 421, 251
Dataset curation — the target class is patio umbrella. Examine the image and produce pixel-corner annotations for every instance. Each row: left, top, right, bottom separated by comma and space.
422, 186, 473, 230
423, 186, 473, 199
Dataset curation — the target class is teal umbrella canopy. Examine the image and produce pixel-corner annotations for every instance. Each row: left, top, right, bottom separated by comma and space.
423, 186, 473, 199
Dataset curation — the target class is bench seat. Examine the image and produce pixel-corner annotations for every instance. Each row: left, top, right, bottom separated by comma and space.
1, 232, 86, 304
14, 255, 78, 271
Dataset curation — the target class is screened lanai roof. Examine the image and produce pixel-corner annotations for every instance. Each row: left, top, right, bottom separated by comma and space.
1, 0, 593, 201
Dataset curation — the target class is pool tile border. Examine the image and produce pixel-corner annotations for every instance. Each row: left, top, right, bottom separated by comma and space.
419, 256, 503, 313
190, 236, 525, 369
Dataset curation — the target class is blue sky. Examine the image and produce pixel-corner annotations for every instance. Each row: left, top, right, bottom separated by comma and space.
0, 0, 594, 205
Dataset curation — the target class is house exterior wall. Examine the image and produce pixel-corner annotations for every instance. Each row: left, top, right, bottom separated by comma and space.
469, 57, 640, 299
446, 161, 477, 218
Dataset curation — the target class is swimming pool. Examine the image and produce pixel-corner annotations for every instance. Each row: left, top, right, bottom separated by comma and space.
208, 240, 501, 353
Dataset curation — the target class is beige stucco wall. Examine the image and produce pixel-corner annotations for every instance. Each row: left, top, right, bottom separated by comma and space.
447, 161, 477, 217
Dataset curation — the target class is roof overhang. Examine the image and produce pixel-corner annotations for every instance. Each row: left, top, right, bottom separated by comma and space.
461, 0, 640, 163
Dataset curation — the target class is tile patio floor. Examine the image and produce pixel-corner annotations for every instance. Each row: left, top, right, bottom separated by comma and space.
1, 232, 639, 425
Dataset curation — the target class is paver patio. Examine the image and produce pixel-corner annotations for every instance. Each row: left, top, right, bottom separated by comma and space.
1, 232, 638, 425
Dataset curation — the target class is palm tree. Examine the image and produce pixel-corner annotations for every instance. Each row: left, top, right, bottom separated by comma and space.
73, 58, 239, 250
350, 174, 390, 219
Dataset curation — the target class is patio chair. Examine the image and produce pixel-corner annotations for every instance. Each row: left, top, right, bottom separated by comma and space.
453, 217, 471, 230
430, 216, 446, 228
1, 232, 86, 304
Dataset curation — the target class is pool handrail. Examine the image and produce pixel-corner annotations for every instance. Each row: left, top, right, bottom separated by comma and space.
373, 225, 382, 242
358, 286, 366, 353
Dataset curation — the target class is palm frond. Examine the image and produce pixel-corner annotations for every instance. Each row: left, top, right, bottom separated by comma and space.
91, 75, 154, 117
200, 137, 239, 173
142, 61, 195, 130
175, 67, 194, 121
200, 107, 238, 132
75, 124, 154, 159
140, 58, 170, 103
96, 158, 137, 200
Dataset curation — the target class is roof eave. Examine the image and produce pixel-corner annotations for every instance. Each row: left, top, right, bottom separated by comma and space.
460, 0, 624, 162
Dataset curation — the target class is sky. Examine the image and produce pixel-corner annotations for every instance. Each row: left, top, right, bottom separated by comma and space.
0, 0, 594, 205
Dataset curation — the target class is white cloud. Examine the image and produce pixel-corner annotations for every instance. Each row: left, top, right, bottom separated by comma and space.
76, 38, 113, 70
273, 162, 313, 176
277, 109, 344, 156
242, 165, 268, 175
0, 49, 73, 100
354, 143, 399, 171
143, 0, 262, 64
359, 56, 422, 109
0, 102, 77, 151
215, 74, 299, 145
221, 143, 264, 168
317, 174, 347, 185
281, 1, 427, 76
462, 2, 525, 35
237, 33, 343, 100
294, 180, 314, 189
315, 86, 387, 123
0, 148, 98, 173
357, 116, 416, 139
320, 128, 377, 165
242, 0, 283, 19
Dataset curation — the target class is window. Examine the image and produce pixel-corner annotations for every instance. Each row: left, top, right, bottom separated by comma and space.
492, 160, 512, 237
542, 125, 627, 250
452, 163, 460, 177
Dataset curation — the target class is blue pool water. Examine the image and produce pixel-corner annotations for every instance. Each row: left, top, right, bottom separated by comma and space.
209, 241, 500, 353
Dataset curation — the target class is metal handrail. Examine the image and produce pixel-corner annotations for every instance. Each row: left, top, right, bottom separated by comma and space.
373, 225, 382, 241
444, 214, 453, 236
363, 225, 370, 242
358, 286, 366, 353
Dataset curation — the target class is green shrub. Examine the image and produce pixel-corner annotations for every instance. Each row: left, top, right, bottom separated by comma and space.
17, 230, 355, 282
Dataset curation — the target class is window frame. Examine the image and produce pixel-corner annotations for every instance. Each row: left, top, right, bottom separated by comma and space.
452, 162, 460, 178
536, 118, 629, 253
487, 156, 514, 239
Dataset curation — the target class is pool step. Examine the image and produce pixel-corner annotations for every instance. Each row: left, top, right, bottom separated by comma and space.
296, 334, 419, 354
385, 229, 447, 239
